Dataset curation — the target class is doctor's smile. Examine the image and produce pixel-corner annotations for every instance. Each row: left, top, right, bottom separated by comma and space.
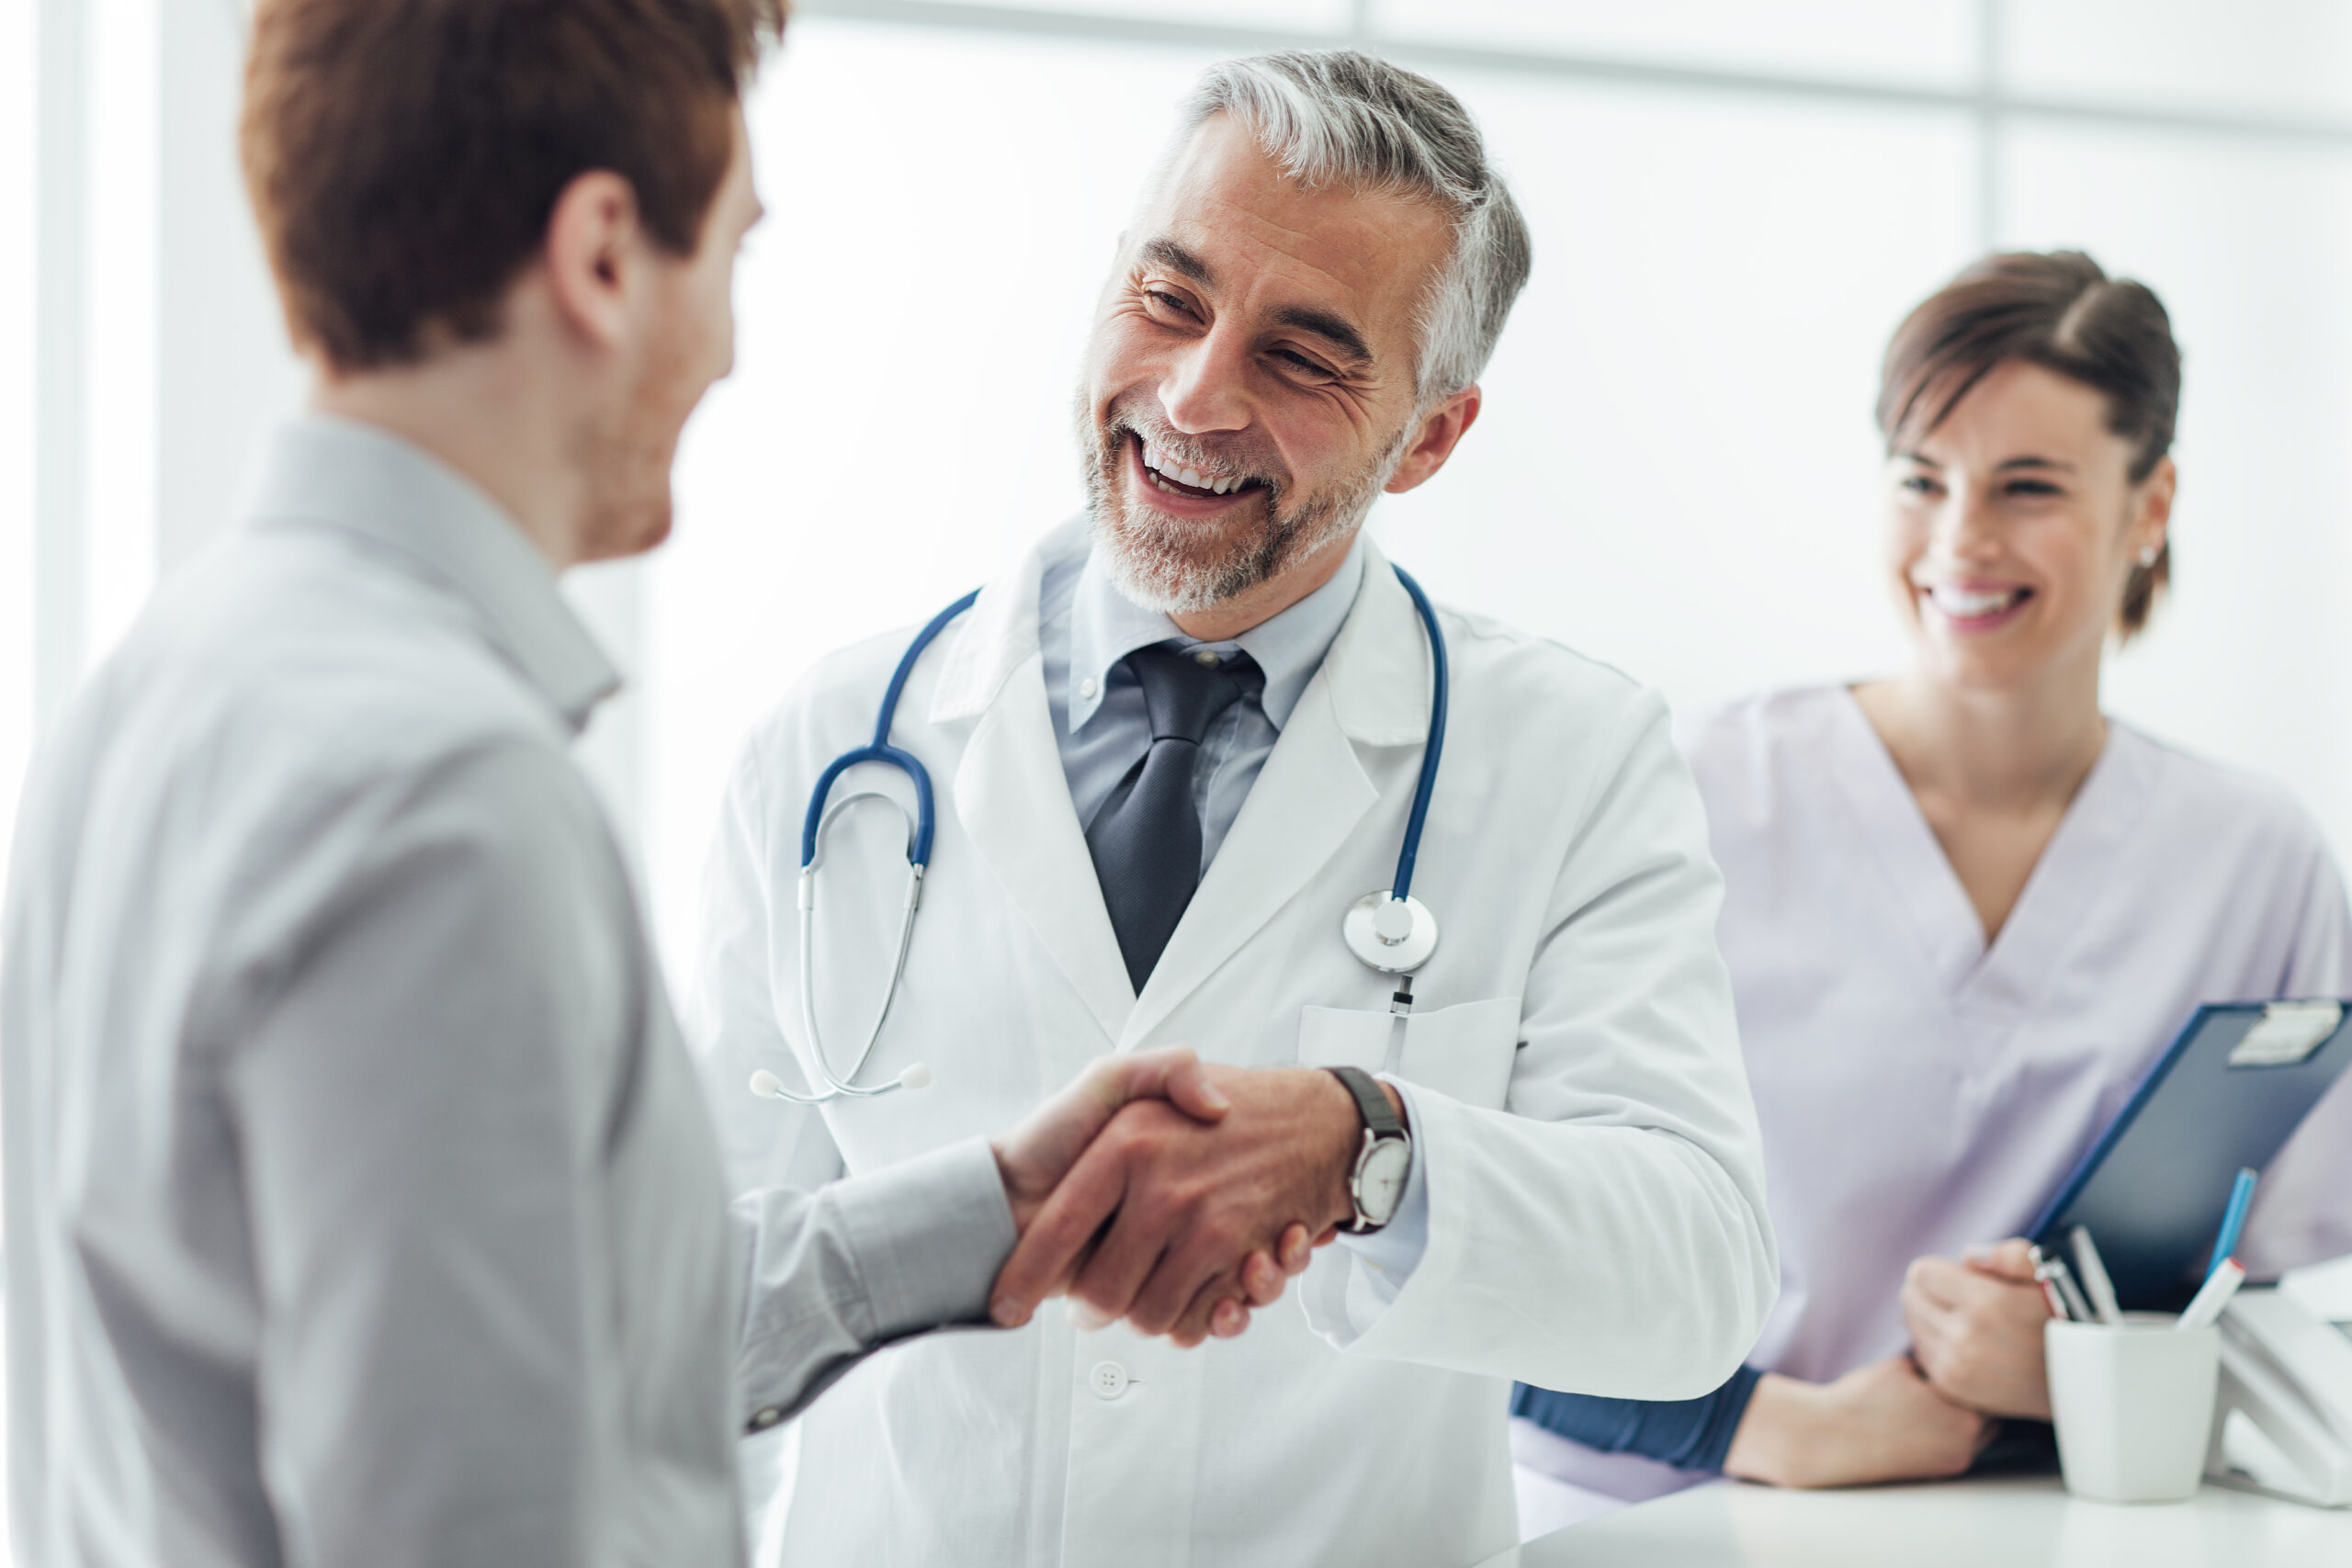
14, 6, 2352, 1567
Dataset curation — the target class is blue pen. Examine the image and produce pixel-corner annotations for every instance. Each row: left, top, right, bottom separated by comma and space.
2208, 1167, 2259, 1279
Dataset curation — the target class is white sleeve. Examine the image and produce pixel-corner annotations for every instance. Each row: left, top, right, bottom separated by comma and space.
2244, 829, 2352, 1274
1301, 692, 1779, 1399
687, 733, 846, 1199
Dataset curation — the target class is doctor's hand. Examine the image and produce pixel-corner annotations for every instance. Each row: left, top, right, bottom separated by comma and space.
988, 1048, 1312, 1338
1900, 1239, 2053, 1419
993, 1065, 1373, 1348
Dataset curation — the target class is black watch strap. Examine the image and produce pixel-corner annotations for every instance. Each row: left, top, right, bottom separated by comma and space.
1326, 1065, 1405, 1141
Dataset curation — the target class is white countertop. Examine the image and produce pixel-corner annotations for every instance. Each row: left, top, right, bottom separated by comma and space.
1476, 1476, 2352, 1567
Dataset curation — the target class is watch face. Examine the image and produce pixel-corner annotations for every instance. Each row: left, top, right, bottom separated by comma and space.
1357, 1138, 1412, 1226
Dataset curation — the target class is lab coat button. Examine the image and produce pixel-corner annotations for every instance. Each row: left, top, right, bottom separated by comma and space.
1088, 1360, 1130, 1400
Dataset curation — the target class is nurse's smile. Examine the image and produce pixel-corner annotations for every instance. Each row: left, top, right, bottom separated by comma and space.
1914, 577, 2034, 633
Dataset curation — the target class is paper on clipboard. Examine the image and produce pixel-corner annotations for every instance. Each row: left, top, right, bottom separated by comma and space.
2230, 1000, 2344, 1068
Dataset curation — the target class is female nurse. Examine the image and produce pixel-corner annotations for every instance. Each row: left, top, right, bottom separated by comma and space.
1511, 250, 2352, 1527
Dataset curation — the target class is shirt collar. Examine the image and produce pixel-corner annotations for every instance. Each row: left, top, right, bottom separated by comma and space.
237, 413, 621, 733
1066, 532, 1368, 734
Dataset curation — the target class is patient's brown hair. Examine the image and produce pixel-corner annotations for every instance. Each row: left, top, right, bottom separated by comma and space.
1878, 251, 2181, 638
242, 0, 785, 372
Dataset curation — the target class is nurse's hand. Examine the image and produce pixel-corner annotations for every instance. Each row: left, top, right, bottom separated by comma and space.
1900, 1239, 2053, 1419
1721, 1359, 1992, 1488
987, 1047, 1311, 1337
992, 1065, 1367, 1346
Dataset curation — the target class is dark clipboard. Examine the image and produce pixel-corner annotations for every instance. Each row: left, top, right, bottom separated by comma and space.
2027, 999, 2352, 1311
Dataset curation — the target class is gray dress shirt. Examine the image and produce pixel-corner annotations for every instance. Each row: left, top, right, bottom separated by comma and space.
0, 415, 1014, 1568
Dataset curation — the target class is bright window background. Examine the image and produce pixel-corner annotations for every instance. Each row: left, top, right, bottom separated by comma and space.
37, 2, 2352, 982
2, 0, 33, 887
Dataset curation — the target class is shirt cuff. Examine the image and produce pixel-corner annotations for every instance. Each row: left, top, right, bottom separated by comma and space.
1333, 1077, 1431, 1309
831, 1135, 1018, 1339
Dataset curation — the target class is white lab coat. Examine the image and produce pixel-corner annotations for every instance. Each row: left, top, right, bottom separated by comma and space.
1515, 684, 2352, 1512
693, 521, 1777, 1568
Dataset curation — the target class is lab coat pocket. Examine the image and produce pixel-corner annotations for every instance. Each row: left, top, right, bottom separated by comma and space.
1398, 997, 1522, 1111
1296, 1006, 1394, 1074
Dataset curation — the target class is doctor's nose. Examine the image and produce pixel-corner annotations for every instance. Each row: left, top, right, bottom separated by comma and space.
1158, 331, 1255, 436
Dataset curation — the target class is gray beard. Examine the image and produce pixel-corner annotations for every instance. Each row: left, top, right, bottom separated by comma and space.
1078, 397, 1406, 615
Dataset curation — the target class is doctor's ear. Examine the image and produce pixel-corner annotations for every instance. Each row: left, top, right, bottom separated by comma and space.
540, 169, 646, 352
1385, 385, 1483, 496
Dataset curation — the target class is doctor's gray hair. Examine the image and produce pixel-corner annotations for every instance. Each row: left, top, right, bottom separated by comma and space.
1171, 51, 1532, 405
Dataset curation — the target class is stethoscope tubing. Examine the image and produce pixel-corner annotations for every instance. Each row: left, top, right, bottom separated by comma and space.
1385, 566, 1448, 907
769, 565, 1446, 1104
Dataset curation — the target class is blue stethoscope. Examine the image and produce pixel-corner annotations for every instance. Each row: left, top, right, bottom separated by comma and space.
748, 564, 1449, 1106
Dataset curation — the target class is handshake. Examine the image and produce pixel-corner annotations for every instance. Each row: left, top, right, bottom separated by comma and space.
983, 1047, 1403, 1346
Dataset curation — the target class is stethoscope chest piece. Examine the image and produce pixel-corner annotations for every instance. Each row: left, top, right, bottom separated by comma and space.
1343, 890, 1438, 975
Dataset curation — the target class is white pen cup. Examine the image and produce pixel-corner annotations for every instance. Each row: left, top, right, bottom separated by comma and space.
2045, 1313, 2220, 1504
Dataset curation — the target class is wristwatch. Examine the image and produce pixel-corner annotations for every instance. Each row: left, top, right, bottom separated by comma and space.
1325, 1066, 1412, 1233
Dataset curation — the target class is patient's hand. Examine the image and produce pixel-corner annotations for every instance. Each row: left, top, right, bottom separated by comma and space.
1901, 1238, 2053, 1419
1722, 1359, 1993, 1489
987, 1049, 1316, 1342
993, 1064, 1363, 1348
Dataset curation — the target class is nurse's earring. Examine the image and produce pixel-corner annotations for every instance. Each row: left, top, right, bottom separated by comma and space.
2137, 543, 2161, 569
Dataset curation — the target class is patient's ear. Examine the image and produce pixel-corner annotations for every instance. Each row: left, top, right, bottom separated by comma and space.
542, 170, 645, 352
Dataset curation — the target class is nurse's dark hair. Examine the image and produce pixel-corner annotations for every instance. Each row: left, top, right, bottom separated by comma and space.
1876, 250, 2181, 638
241, 0, 786, 373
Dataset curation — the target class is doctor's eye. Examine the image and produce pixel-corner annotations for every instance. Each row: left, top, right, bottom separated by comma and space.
1896, 474, 1942, 497
1143, 288, 1202, 322
1270, 347, 1339, 383
2003, 478, 2064, 499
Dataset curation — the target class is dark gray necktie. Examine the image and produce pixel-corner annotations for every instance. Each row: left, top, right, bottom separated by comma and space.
1086, 646, 1261, 991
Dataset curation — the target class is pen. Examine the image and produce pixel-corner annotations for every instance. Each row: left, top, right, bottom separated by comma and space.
2069, 1225, 2123, 1325
2209, 1168, 2259, 1280
2178, 1257, 2245, 1331
2026, 1245, 2069, 1319
2031, 1250, 2088, 1325
2043, 1256, 2096, 1324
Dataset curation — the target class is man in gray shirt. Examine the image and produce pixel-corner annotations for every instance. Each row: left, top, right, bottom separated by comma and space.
1, 3, 1303, 1564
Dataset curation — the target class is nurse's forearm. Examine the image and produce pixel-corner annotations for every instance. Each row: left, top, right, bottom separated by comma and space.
1720, 1373, 1826, 1487
1721, 1360, 1991, 1488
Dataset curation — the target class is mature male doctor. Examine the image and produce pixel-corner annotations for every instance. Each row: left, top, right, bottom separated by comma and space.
697, 51, 1777, 1567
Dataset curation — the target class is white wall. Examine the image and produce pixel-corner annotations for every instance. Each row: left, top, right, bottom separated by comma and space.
15, 3, 2352, 994
0, 0, 34, 889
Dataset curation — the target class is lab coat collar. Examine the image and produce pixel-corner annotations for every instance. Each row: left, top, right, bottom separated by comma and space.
238, 413, 621, 734
1062, 531, 1367, 734
930, 515, 1435, 1044
934, 520, 1136, 1042
933, 515, 1432, 751
1320, 531, 1437, 748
